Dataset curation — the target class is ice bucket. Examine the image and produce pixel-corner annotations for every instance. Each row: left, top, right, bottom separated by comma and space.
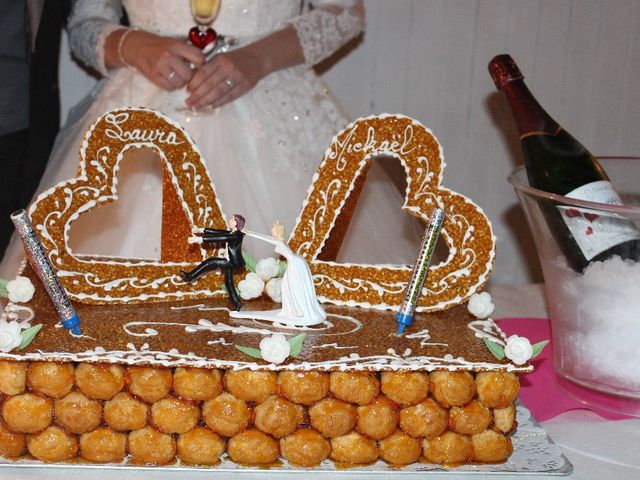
508, 157, 640, 406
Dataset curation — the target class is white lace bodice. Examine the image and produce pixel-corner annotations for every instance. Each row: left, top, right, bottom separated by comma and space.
68, 0, 364, 75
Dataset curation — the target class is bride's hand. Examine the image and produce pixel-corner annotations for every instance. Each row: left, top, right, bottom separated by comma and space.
184, 44, 268, 110
119, 30, 205, 91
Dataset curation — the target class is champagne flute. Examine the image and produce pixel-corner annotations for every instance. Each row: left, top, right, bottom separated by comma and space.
188, 0, 221, 54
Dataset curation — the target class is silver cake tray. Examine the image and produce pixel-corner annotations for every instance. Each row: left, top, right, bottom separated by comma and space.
0, 404, 572, 476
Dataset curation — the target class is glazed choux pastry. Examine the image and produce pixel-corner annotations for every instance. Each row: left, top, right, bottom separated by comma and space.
378, 430, 422, 466
309, 398, 357, 438
475, 372, 520, 409
0, 361, 27, 395
27, 426, 78, 461
79, 427, 127, 463
27, 362, 74, 398
278, 371, 329, 406
173, 367, 223, 402
128, 426, 176, 465
423, 430, 473, 464
223, 370, 277, 404
177, 427, 226, 465
448, 400, 492, 435
471, 429, 513, 462
202, 392, 251, 437
329, 371, 379, 405
104, 392, 149, 431
330, 431, 378, 465
356, 395, 399, 440
254, 395, 304, 438
493, 403, 517, 434
75, 363, 124, 400
127, 366, 173, 403
54, 391, 102, 434
2, 393, 52, 433
399, 398, 447, 440
430, 371, 476, 408
228, 429, 280, 465
279, 428, 331, 467
381, 371, 429, 406
0, 418, 26, 458
151, 397, 200, 434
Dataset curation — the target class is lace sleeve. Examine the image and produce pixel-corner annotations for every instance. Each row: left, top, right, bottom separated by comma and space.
67, 0, 124, 76
290, 0, 365, 68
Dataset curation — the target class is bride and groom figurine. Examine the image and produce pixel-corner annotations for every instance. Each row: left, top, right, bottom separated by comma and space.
180, 214, 326, 327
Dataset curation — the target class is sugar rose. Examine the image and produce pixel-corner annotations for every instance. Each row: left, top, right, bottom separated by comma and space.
238, 272, 265, 300
0, 321, 22, 352
265, 277, 283, 303
6, 276, 35, 303
259, 333, 290, 364
467, 292, 494, 319
504, 335, 533, 365
255, 257, 280, 281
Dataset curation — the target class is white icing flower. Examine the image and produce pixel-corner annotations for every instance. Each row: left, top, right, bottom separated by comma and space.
0, 321, 22, 353
259, 333, 291, 364
265, 277, 283, 303
504, 335, 533, 365
6, 276, 35, 303
255, 257, 280, 281
467, 292, 494, 319
237, 272, 265, 300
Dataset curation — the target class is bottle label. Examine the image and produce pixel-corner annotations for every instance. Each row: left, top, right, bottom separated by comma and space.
558, 181, 640, 261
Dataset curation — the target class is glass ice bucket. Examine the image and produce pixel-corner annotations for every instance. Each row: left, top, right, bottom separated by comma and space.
508, 157, 640, 403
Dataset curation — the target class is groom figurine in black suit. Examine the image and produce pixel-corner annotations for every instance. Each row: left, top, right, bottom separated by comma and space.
180, 214, 246, 311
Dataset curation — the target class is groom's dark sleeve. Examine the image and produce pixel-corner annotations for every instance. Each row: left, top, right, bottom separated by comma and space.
202, 230, 237, 243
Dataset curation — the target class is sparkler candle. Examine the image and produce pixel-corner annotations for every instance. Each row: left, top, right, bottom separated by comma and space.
396, 208, 445, 335
11, 210, 81, 335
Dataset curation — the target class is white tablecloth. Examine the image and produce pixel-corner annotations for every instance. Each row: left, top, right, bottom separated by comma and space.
1, 284, 639, 479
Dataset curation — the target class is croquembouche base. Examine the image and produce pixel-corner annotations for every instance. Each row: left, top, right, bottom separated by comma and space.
0, 109, 537, 469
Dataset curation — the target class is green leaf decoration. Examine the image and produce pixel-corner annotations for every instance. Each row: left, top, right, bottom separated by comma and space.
277, 260, 287, 278
483, 338, 505, 360
234, 344, 263, 359
18, 324, 43, 350
530, 339, 549, 359
0, 278, 8, 298
242, 251, 257, 273
288, 333, 306, 358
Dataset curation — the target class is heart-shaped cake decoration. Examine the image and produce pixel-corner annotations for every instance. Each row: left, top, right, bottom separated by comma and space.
188, 27, 217, 50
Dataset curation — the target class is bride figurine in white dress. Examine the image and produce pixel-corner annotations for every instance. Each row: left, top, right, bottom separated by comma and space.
0, 0, 424, 279
231, 223, 326, 326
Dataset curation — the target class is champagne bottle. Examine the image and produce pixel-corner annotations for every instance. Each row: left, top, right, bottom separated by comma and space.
488, 54, 640, 272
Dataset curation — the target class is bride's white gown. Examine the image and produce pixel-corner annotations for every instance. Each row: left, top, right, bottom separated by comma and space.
0, 0, 424, 280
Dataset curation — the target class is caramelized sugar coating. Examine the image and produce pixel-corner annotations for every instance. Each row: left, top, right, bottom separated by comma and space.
151, 397, 201, 434
202, 392, 251, 437
27, 362, 74, 398
128, 426, 176, 465
0, 361, 27, 395
2, 393, 52, 433
27, 425, 78, 461
0, 418, 26, 458
224, 370, 277, 404
423, 431, 473, 464
448, 400, 492, 435
227, 429, 280, 465
54, 391, 102, 434
356, 395, 399, 440
279, 428, 330, 467
430, 371, 476, 408
471, 429, 513, 462
493, 403, 517, 434
278, 371, 330, 406
475, 372, 520, 409
177, 427, 226, 465
381, 371, 429, 406
173, 367, 223, 401
79, 427, 127, 463
378, 430, 422, 466
254, 395, 304, 438
104, 392, 149, 431
309, 398, 357, 438
399, 398, 448, 440
329, 372, 379, 405
75, 363, 125, 400
330, 431, 378, 465
127, 366, 173, 403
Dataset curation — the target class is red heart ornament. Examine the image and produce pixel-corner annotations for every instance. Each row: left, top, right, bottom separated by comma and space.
584, 212, 599, 222
585, 226, 594, 235
188, 27, 217, 50
565, 208, 581, 218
